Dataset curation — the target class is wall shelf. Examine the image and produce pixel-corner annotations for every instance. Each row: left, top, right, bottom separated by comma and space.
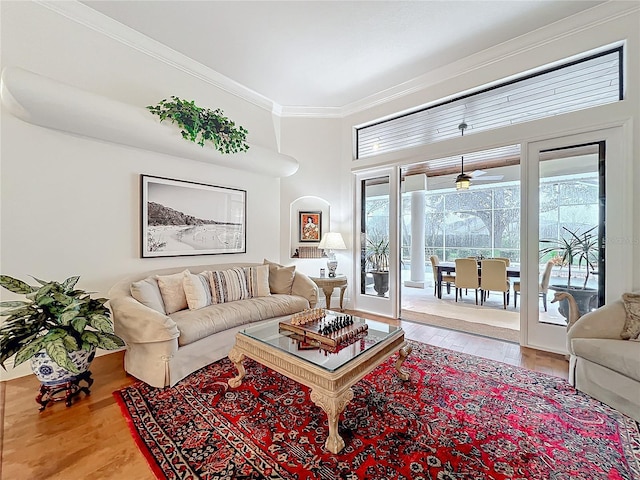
0, 67, 299, 178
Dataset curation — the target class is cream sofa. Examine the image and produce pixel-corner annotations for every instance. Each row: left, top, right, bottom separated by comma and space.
108, 262, 318, 388
566, 296, 640, 422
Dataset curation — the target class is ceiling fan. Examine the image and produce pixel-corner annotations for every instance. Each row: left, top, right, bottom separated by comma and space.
454, 123, 503, 190
468, 169, 504, 182
428, 169, 505, 190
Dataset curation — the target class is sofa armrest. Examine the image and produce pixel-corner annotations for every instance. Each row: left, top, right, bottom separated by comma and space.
109, 296, 180, 344
567, 299, 627, 354
291, 271, 318, 308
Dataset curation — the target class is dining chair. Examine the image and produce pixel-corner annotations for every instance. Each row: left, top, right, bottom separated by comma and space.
480, 259, 510, 309
513, 260, 554, 310
454, 258, 480, 304
429, 255, 455, 297
490, 257, 510, 267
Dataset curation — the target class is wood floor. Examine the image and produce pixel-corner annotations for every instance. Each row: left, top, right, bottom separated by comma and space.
1, 315, 569, 480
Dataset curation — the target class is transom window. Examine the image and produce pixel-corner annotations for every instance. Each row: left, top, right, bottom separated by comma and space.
357, 47, 622, 159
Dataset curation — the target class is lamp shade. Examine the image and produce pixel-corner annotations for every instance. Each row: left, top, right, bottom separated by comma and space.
318, 232, 346, 250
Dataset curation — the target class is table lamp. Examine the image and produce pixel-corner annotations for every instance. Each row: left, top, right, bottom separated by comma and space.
318, 232, 347, 277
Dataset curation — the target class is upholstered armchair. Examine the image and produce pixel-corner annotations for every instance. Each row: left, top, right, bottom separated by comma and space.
566, 295, 640, 422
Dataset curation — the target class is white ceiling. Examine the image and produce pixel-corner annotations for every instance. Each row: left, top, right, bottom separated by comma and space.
82, 0, 605, 109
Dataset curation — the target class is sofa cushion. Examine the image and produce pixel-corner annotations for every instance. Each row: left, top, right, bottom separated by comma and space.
244, 265, 271, 298
571, 338, 640, 382
208, 268, 251, 304
621, 292, 640, 340
183, 271, 213, 310
156, 270, 189, 314
264, 259, 295, 294
170, 294, 310, 346
130, 276, 166, 314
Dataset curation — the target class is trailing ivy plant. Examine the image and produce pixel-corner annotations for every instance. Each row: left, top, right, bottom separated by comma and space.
147, 96, 249, 154
0, 275, 125, 373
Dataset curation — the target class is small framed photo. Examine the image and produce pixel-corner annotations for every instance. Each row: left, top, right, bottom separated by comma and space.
299, 211, 322, 242
141, 175, 246, 257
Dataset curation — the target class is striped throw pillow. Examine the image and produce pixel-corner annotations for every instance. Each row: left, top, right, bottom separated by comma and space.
183, 271, 213, 310
208, 268, 251, 304
244, 265, 271, 298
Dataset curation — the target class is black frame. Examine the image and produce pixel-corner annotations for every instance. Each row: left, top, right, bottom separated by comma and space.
141, 174, 246, 258
298, 211, 322, 243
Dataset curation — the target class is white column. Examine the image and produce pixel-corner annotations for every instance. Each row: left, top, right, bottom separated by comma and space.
405, 190, 426, 288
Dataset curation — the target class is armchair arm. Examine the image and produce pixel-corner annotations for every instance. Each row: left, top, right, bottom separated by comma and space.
291, 272, 318, 308
109, 296, 180, 344
567, 299, 627, 353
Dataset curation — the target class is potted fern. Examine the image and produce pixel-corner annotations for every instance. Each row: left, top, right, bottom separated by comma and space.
0, 275, 125, 389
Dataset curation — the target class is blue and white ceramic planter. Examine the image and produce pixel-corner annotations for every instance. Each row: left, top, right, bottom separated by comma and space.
30, 347, 96, 386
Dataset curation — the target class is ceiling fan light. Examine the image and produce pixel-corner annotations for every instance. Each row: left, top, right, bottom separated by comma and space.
455, 173, 471, 190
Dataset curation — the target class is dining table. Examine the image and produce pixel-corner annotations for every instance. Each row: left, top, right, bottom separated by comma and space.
436, 261, 521, 299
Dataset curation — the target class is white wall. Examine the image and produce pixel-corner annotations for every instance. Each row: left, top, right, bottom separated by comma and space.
0, 2, 288, 379
279, 117, 352, 288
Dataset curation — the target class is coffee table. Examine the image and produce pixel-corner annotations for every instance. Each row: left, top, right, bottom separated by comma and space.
227, 311, 411, 454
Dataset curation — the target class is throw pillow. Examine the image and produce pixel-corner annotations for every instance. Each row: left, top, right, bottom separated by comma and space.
156, 270, 189, 314
209, 268, 251, 304
183, 271, 213, 310
621, 292, 640, 340
244, 265, 271, 298
263, 259, 296, 295
130, 276, 166, 314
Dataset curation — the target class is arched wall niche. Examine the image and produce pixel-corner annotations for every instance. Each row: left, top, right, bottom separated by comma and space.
289, 196, 330, 258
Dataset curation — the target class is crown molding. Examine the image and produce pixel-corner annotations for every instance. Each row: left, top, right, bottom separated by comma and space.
35, 0, 638, 120
35, 0, 280, 114
339, 1, 640, 119
279, 105, 344, 119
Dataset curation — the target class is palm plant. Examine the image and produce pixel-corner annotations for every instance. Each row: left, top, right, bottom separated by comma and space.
365, 236, 390, 272
0, 275, 125, 373
539, 226, 598, 288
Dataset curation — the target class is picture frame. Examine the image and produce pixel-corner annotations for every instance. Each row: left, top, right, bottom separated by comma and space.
299, 211, 322, 242
141, 175, 246, 257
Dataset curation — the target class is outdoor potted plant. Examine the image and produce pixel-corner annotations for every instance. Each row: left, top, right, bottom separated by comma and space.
365, 235, 390, 296
539, 226, 599, 318
0, 275, 125, 389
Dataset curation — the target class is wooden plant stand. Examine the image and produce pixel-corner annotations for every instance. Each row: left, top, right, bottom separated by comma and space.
35, 371, 94, 411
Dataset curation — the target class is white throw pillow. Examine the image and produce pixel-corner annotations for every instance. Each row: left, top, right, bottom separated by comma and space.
130, 276, 166, 314
156, 270, 189, 314
183, 271, 213, 310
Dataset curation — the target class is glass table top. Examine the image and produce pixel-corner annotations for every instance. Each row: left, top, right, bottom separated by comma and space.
239, 311, 402, 373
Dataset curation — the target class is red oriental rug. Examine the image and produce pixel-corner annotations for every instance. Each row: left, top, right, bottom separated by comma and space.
114, 341, 640, 480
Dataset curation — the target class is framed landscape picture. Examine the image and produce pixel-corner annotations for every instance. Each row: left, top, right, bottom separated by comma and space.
299, 211, 322, 242
141, 175, 246, 257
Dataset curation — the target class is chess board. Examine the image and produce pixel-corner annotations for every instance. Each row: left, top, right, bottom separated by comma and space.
279, 313, 368, 348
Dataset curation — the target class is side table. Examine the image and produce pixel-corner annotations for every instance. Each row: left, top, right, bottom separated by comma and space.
310, 275, 347, 311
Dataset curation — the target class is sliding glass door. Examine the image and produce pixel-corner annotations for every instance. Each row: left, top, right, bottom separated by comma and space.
355, 168, 400, 318
523, 127, 629, 353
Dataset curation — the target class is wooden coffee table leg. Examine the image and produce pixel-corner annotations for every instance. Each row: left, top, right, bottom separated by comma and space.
395, 345, 413, 381
228, 347, 246, 387
310, 388, 354, 454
